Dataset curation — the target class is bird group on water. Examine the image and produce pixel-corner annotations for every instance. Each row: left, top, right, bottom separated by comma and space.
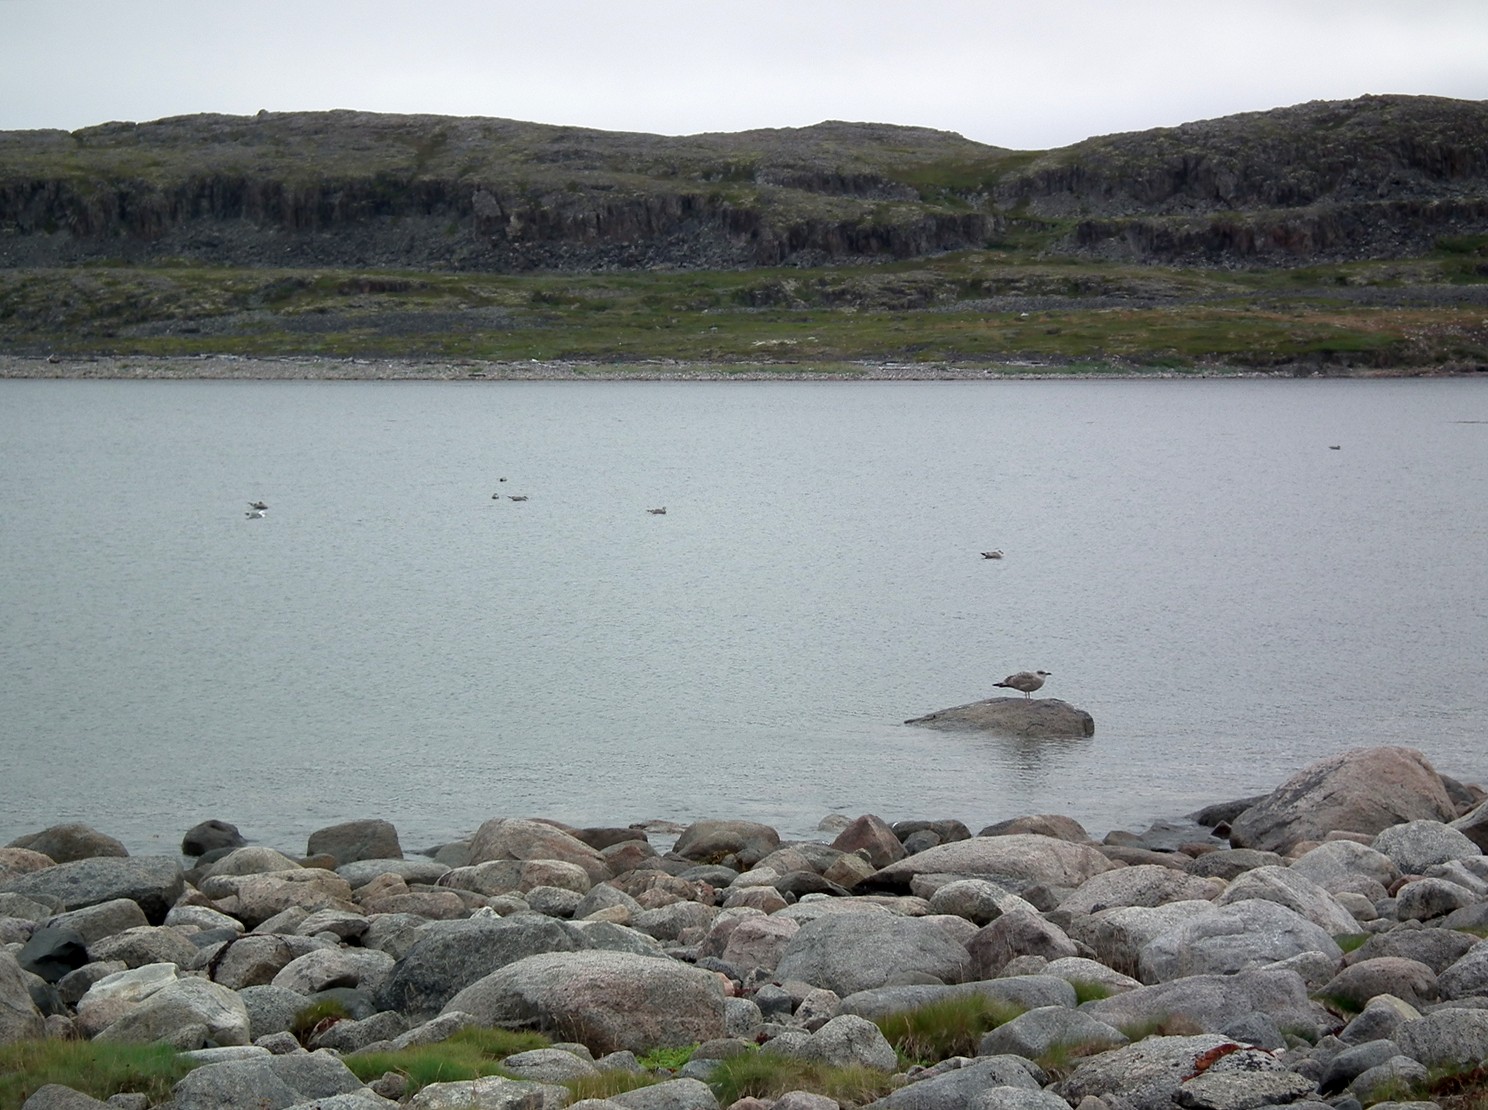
245, 501, 268, 519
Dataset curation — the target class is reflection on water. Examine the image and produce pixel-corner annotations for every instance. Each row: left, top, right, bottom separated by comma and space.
1, 377, 1485, 853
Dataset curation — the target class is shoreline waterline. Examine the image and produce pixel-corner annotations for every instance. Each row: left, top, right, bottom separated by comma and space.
0, 354, 1474, 382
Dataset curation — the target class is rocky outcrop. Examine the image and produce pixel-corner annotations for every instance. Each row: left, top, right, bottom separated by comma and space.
904, 697, 1095, 738
1, 95, 1484, 270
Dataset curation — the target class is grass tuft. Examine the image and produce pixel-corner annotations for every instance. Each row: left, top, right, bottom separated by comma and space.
875, 993, 1024, 1064
0, 1040, 197, 1110
342, 1025, 550, 1093
708, 1052, 898, 1107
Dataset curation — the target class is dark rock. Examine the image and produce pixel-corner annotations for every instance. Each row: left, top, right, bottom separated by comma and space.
17, 926, 89, 983
181, 820, 246, 858
904, 697, 1094, 739
890, 819, 971, 846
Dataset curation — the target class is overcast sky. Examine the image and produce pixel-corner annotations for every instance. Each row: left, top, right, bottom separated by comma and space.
4, 0, 1486, 150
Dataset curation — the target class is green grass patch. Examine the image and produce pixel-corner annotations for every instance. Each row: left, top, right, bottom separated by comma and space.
708, 1052, 898, 1107
1070, 980, 1115, 1005
0, 1040, 198, 1110
341, 1025, 550, 1094
875, 993, 1024, 1064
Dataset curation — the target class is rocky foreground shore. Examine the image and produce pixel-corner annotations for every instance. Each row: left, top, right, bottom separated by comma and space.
7, 745, 1488, 1109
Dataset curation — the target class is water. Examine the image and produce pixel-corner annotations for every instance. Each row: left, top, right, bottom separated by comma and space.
2, 376, 1485, 857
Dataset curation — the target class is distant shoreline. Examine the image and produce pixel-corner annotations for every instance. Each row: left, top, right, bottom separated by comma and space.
0, 355, 1471, 382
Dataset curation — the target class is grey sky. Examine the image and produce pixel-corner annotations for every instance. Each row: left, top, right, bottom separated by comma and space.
4, 0, 1486, 150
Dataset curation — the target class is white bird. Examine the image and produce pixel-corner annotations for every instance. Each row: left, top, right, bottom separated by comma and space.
981, 550, 1004, 559
245, 509, 266, 519
994, 670, 1051, 698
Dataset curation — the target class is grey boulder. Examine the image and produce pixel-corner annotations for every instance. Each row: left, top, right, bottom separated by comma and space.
773, 913, 971, 995
443, 949, 725, 1055
904, 697, 1094, 739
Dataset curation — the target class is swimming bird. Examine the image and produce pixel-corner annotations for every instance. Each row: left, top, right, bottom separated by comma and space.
508, 495, 529, 502
1329, 445, 1341, 450
981, 550, 1004, 559
994, 670, 1051, 698
245, 509, 266, 519
647, 507, 667, 515
248, 501, 268, 511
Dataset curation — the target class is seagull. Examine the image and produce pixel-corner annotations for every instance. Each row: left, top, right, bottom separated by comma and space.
248, 501, 268, 511
245, 509, 266, 519
1329, 445, 1341, 450
981, 550, 1004, 559
508, 495, 529, 502
994, 670, 1051, 698
647, 507, 667, 515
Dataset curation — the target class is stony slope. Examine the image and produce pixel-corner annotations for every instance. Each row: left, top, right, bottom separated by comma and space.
0, 94, 1484, 270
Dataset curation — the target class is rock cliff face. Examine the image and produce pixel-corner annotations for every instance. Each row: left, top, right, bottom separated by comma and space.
0, 95, 1483, 270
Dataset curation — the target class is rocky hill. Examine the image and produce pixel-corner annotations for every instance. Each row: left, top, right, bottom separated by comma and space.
0, 94, 1484, 271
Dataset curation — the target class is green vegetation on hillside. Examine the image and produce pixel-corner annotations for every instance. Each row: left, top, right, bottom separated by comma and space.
1, 249, 1483, 372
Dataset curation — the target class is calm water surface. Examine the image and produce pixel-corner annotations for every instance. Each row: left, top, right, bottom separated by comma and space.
2, 377, 1485, 855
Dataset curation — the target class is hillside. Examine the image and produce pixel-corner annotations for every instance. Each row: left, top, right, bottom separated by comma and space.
1, 94, 1485, 270
1, 96, 1486, 373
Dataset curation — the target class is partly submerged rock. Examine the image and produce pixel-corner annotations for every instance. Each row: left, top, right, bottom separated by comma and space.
904, 697, 1094, 739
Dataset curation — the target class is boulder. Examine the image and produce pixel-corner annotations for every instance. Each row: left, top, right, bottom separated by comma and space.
904, 697, 1094, 739
828, 815, 905, 868
1319, 957, 1438, 1011
978, 1005, 1129, 1060
17, 926, 90, 983
1056, 864, 1221, 917
306, 819, 403, 865
862, 834, 1115, 896
1138, 898, 1342, 982
966, 910, 1078, 979
0, 856, 183, 924
1227, 747, 1456, 854
444, 949, 726, 1054
1065, 901, 1217, 980
926, 878, 1016, 925
6, 823, 127, 863
0, 950, 46, 1045
87, 925, 199, 970
196, 933, 323, 990
1059, 1034, 1274, 1107
840, 976, 1076, 1021
718, 915, 799, 972
1396, 876, 1480, 921
1213, 865, 1359, 934
404, 1076, 567, 1109
1287, 840, 1400, 898
181, 820, 247, 858
165, 1050, 367, 1109
440, 858, 593, 897
671, 820, 781, 867
375, 915, 584, 1020
270, 947, 396, 996
773, 914, 971, 995
861, 1055, 1042, 1108
1080, 968, 1332, 1041
797, 1014, 897, 1071
92, 974, 252, 1048
223, 870, 358, 927
466, 818, 611, 883
203, 847, 303, 877
1370, 819, 1481, 874
46, 897, 151, 944
336, 858, 448, 889
1394, 1007, 1488, 1070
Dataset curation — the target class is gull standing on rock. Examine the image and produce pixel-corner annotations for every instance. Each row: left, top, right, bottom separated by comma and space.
994, 670, 1051, 698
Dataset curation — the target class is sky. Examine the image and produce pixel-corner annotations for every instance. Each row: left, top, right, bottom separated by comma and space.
3, 0, 1487, 151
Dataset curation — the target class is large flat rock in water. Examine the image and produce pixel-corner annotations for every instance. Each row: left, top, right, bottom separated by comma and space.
904, 697, 1094, 739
